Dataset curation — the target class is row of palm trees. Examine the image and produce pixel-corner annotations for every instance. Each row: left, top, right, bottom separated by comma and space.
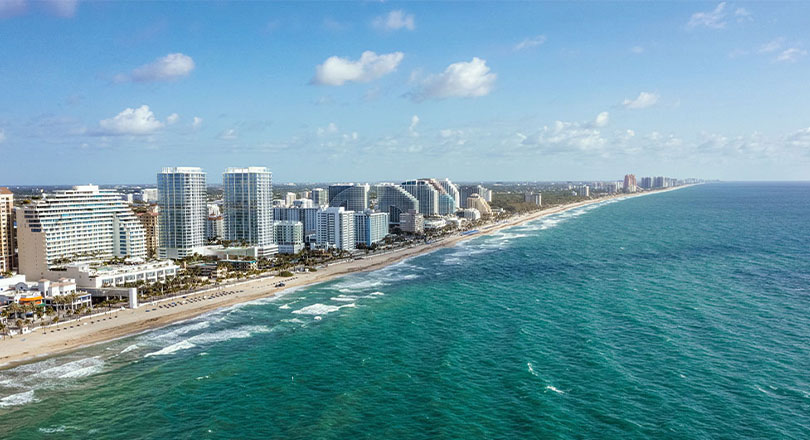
0, 293, 90, 339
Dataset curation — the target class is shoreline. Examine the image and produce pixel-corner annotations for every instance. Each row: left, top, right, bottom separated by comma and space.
0, 186, 690, 369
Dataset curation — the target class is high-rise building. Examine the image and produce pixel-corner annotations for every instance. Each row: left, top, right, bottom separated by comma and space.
328, 184, 369, 212
316, 207, 355, 251
157, 167, 207, 259
640, 177, 653, 190
459, 185, 490, 208
623, 174, 637, 193
137, 188, 159, 204
206, 205, 224, 241
401, 180, 439, 216
354, 210, 389, 247
274, 221, 304, 254
16, 185, 147, 279
439, 178, 461, 210
293, 199, 314, 208
311, 188, 328, 206
284, 192, 297, 206
222, 167, 276, 254
0, 188, 16, 273
524, 193, 542, 206
135, 205, 160, 259
376, 183, 419, 225
466, 194, 492, 216
273, 207, 321, 236
399, 209, 424, 234
578, 185, 590, 197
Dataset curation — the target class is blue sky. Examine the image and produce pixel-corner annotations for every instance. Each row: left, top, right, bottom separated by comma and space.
1, 1, 809, 184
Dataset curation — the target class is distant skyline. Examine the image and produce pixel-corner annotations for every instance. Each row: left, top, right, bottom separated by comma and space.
1, 1, 809, 184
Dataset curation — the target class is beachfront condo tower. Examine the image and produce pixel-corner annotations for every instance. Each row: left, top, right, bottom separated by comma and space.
316, 207, 356, 251
15, 185, 147, 279
354, 210, 389, 247
400, 180, 439, 216
157, 167, 207, 259
0, 188, 16, 273
439, 179, 461, 211
376, 183, 419, 225
222, 167, 276, 251
327, 184, 369, 212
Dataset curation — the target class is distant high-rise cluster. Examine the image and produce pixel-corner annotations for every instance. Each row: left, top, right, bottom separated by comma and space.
0, 188, 16, 273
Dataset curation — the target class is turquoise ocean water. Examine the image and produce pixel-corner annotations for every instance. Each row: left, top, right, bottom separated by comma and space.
1, 183, 809, 439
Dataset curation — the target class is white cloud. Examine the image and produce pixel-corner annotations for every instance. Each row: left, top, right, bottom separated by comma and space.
524, 119, 607, 154
0, 128, 6, 143
594, 112, 610, 127
409, 115, 420, 137
734, 7, 753, 23
219, 128, 238, 140
631, 46, 645, 54
687, 2, 727, 29
124, 53, 195, 83
775, 48, 807, 63
412, 57, 496, 101
166, 113, 179, 125
514, 35, 547, 51
373, 10, 415, 31
98, 105, 164, 135
622, 92, 659, 109
317, 122, 339, 136
312, 51, 404, 86
42, 0, 78, 18
758, 38, 784, 54
192, 116, 203, 130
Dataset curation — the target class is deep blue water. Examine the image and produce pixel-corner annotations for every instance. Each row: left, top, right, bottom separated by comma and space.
1, 183, 809, 439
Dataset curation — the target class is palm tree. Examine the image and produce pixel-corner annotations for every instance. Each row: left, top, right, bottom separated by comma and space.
0, 321, 7, 340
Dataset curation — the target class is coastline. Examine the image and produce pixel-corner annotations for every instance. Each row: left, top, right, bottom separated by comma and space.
0, 186, 690, 369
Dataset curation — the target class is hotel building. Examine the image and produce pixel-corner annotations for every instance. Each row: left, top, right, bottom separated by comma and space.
328, 184, 369, 212
376, 184, 419, 225
401, 180, 439, 216
274, 221, 304, 254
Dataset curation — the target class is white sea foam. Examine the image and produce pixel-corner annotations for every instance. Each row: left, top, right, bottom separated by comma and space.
278, 303, 291, 309
292, 303, 356, 315
0, 390, 36, 408
120, 344, 139, 354
38, 425, 68, 433
35, 357, 104, 380
527, 362, 537, 376
144, 340, 196, 358
545, 385, 564, 394
187, 326, 270, 345
331, 295, 359, 302
292, 303, 341, 315
367, 291, 385, 297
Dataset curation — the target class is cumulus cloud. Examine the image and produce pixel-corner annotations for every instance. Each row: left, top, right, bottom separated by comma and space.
594, 112, 610, 127
412, 57, 496, 101
317, 122, 338, 136
687, 2, 727, 29
166, 113, 179, 125
192, 116, 203, 130
98, 105, 165, 135
409, 115, 420, 137
622, 92, 659, 109
1, 0, 80, 18
775, 48, 807, 63
514, 35, 547, 51
523, 119, 607, 154
734, 7, 753, 23
218, 128, 238, 140
118, 53, 195, 83
758, 38, 784, 54
0, 128, 6, 143
312, 51, 404, 86
373, 10, 415, 31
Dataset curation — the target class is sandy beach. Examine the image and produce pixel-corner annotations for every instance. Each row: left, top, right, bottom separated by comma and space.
0, 187, 687, 369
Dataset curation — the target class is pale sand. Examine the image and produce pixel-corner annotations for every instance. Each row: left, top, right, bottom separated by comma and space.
0, 187, 688, 369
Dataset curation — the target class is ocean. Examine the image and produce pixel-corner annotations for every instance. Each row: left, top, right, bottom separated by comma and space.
1, 183, 809, 439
